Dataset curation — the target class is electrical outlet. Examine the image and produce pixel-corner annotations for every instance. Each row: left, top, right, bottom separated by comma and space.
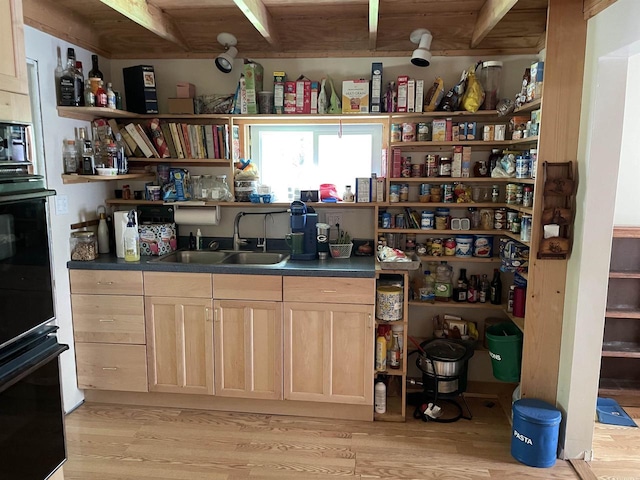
325, 212, 343, 229
55, 195, 68, 215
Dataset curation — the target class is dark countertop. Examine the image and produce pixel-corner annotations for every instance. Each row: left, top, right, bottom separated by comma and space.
67, 253, 376, 278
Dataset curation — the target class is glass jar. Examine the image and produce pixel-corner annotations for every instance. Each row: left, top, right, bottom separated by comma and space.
480, 208, 494, 230
191, 175, 202, 200
468, 207, 481, 229
435, 207, 450, 230
438, 157, 452, 177
343, 185, 355, 202
70, 231, 98, 261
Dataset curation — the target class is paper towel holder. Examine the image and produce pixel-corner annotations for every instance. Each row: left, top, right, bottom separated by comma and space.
173, 204, 220, 226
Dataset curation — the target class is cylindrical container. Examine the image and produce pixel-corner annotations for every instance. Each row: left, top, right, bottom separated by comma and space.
389, 184, 400, 203
411, 163, 424, 177
375, 334, 387, 371
472, 235, 493, 257
431, 238, 443, 256
376, 286, 404, 321
455, 235, 473, 258
486, 322, 523, 382
511, 399, 562, 468
478, 61, 503, 110
399, 184, 409, 202
430, 185, 442, 202
523, 187, 533, 207
506, 184, 518, 205
391, 124, 402, 142
442, 184, 454, 203
425, 155, 439, 177
494, 207, 507, 230
421, 211, 435, 230
511, 216, 521, 234
438, 157, 452, 177
420, 183, 431, 196
374, 380, 387, 414
402, 123, 416, 142
516, 184, 524, 205
417, 122, 431, 142
506, 211, 518, 231
513, 286, 526, 317
468, 207, 480, 229
401, 157, 412, 178
405, 234, 416, 252
480, 208, 494, 230
444, 238, 456, 256
395, 213, 405, 229
516, 156, 530, 178
234, 178, 258, 202
520, 214, 532, 242
70, 231, 98, 261
381, 212, 392, 229
435, 208, 450, 230
391, 324, 404, 362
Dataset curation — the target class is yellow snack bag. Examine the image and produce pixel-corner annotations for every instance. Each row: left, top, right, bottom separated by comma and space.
424, 77, 444, 112
462, 65, 485, 113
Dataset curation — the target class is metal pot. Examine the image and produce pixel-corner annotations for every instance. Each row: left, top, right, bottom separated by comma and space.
416, 340, 471, 394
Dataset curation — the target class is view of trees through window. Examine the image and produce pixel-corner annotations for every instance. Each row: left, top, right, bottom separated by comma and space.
249, 124, 383, 202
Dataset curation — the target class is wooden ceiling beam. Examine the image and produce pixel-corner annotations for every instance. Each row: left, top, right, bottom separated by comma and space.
369, 0, 379, 50
232, 0, 280, 48
471, 0, 519, 48
98, 0, 189, 51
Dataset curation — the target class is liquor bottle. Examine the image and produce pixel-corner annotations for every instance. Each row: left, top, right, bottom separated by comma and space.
106, 82, 116, 109
389, 333, 401, 369
467, 275, 478, 303
59, 48, 78, 106
453, 268, 468, 302
84, 82, 95, 107
479, 274, 490, 303
115, 133, 128, 174
490, 269, 503, 305
74, 61, 85, 106
95, 80, 108, 108
88, 54, 104, 95
54, 46, 63, 105
77, 127, 95, 174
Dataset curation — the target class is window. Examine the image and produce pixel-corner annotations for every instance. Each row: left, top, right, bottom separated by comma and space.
248, 123, 383, 201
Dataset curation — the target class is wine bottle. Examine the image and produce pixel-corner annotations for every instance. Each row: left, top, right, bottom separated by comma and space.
490, 269, 503, 305
88, 54, 104, 95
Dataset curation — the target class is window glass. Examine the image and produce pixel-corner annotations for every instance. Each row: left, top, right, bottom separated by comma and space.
249, 124, 382, 201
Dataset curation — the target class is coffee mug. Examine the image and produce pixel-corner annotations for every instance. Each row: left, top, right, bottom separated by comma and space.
285, 232, 305, 255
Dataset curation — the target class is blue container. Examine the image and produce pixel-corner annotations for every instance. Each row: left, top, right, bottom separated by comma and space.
511, 399, 562, 468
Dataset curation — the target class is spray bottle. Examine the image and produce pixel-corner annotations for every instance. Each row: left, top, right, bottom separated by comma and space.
123, 209, 140, 262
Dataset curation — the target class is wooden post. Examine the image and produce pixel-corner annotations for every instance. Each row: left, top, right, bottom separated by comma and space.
520, 0, 587, 403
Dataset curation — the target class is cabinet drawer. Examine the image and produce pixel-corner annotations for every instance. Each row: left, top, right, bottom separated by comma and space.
144, 272, 212, 298
213, 274, 282, 301
75, 343, 148, 392
72, 294, 145, 344
283, 277, 375, 304
70, 270, 143, 295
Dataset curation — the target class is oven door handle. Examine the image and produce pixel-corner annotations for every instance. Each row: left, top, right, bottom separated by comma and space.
0, 188, 56, 204
0, 342, 68, 394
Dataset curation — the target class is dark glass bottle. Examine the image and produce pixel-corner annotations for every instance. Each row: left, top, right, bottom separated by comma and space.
453, 268, 468, 302
59, 48, 77, 106
479, 274, 490, 303
467, 275, 478, 303
488, 149, 502, 174
88, 54, 104, 95
74, 61, 85, 106
490, 269, 503, 305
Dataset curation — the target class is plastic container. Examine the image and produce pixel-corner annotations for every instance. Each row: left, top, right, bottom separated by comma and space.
455, 235, 473, 258
473, 235, 493, 257
478, 61, 503, 110
486, 322, 523, 382
374, 379, 386, 414
376, 285, 403, 321
511, 399, 562, 468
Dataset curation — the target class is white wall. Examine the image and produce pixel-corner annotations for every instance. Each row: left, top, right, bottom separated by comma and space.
558, 0, 640, 459
24, 26, 112, 413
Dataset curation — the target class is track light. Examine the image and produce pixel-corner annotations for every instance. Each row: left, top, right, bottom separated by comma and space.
215, 33, 238, 73
410, 29, 433, 67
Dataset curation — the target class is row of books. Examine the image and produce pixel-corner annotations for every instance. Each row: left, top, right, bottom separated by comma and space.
102, 119, 235, 160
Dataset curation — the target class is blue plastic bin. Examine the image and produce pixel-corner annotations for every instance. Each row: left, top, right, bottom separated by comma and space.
511, 399, 562, 468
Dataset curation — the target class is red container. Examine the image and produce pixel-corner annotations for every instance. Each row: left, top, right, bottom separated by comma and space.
513, 286, 526, 318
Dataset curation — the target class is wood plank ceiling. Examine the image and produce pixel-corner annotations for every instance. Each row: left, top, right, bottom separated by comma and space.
23, 0, 552, 59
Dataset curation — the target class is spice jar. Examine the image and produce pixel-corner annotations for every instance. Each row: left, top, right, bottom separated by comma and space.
70, 231, 98, 261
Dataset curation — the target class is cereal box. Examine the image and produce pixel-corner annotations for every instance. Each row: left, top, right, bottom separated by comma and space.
432, 119, 447, 141
342, 80, 370, 114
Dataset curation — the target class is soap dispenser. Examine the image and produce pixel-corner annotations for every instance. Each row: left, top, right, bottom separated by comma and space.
123, 210, 140, 262
196, 229, 203, 250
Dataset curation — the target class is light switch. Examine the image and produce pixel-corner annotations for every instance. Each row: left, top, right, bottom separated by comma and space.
55, 195, 68, 215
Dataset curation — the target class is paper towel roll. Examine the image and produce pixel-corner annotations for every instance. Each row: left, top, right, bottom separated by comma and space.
174, 206, 220, 225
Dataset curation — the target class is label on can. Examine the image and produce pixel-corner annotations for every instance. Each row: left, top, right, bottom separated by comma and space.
382, 212, 392, 229
395, 213, 405, 229
402, 123, 416, 142
421, 211, 435, 229
389, 184, 400, 203
391, 123, 402, 142
420, 183, 431, 195
425, 155, 438, 177
417, 123, 431, 142
443, 184, 454, 203
494, 208, 507, 230
516, 156, 530, 178
444, 238, 456, 256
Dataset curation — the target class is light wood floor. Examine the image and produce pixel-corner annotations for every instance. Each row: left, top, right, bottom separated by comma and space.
63, 396, 585, 480
590, 405, 640, 479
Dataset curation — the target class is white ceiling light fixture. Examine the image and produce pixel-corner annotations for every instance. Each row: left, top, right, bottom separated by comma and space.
410, 28, 433, 67
215, 33, 238, 73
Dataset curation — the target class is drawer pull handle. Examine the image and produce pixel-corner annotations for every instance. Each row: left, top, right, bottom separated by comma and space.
97, 281, 114, 286
102, 367, 118, 371
99, 319, 115, 323
322, 290, 337, 293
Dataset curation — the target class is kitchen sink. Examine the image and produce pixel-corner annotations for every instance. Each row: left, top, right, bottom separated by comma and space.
150, 250, 289, 266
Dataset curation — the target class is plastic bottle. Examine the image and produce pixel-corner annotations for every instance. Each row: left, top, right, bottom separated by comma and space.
479, 274, 490, 303
196, 229, 203, 251
115, 133, 128, 174
420, 270, 436, 303
435, 261, 453, 302
490, 269, 503, 305
97, 211, 110, 254
107, 82, 116, 109
374, 377, 386, 414
375, 332, 386, 371
123, 211, 140, 262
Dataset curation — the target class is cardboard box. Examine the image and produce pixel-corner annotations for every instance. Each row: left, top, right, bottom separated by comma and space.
168, 98, 195, 114
415, 80, 424, 113
483, 125, 495, 141
342, 80, 370, 114
356, 177, 371, 202
311, 81, 319, 114
176, 82, 195, 98
123, 65, 158, 114
296, 76, 311, 114
452, 145, 462, 177
139, 223, 177, 256
407, 79, 415, 113
376, 177, 385, 202
432, 119, 446, 141
274, 71, 286, 114
284, 81, 296, 114
244, 61, 264, 114
239, 75, 247, 114
370, 63, 383, 113
391, 148, 402, 178
494, 124, 506, 141
466, 122, 477, 140
531, 61, 544, 98
452, 124, 460, 142
397, 76, 409, 112
462, 147, 472, 177
445, 118, 453, 141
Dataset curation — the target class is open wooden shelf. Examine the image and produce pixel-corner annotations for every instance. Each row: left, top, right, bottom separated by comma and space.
506, 204, 534, 214
504, 310, 525, 332
390, 110, 501, 119
599, 378, 640, 396
385, 202, 504, 208
605, 309, 640, 319
378, 228, 504, 235
509, 135, 539, 145
128, 157, 230, 166
613, 227, 640, 238
61, 173, 155, 184
503, 231, 530, 245
374, 369, 405, 377
514, 98, 542, 113
409, 300, 505, 310
373, 395, 404, 422
610, 272, 640, 279
389, 177, 516, 184
418, 255, 500, 263
105, 199, 163, 205
602, 342, 640, 358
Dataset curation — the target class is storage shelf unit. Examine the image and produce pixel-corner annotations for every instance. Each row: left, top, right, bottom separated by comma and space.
127, 157, 230, 166
61, 173, 155, 184
409, 300, 505, 310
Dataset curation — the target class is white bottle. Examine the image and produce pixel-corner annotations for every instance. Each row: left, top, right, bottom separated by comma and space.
123, 211, 140, 262
97, 212, 110, 254
374, 379, 386, 414
196, 228, 203, 251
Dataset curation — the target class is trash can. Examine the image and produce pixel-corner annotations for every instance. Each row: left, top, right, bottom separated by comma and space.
486, 322, 523, 382
511, 399, 562, 468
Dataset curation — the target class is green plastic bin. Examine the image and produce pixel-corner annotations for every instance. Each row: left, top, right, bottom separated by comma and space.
486, 322, 523, 382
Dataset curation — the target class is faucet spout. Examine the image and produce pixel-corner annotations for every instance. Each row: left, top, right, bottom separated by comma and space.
233, 212, 248, 251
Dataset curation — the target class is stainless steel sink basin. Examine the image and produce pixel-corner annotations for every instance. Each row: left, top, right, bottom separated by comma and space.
150, 250, 289, 266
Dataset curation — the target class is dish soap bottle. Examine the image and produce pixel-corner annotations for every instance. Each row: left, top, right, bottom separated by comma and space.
196, 228, 203, 251
123, 210, 140, 262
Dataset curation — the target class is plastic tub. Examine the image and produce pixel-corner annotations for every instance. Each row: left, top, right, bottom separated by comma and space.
473, 235, 493, 258
511, 399, 561, 468
454, 235, 473, 257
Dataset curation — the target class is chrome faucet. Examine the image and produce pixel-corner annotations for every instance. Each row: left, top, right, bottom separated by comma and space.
257, 213, 274, 253
233, 212, 248, 251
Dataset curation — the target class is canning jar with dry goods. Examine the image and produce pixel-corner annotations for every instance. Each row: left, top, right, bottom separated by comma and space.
70, 231, 98, 261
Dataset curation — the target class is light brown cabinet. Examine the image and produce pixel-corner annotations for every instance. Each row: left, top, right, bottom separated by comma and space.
284, 301, 374, 405
0, 0, 30, 123
75, 343, 148, 392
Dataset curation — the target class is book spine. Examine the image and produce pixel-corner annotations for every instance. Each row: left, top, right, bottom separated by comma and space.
124, 123, 153, 158
181, 124, 192, 158
135, 123, 160, 158
148, 118, 170, 158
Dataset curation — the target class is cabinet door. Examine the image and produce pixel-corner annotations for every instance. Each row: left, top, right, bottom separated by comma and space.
214, 300, 282, 400
284, 302, 374, 405
145, 296, 214, 395
0, 0, 28, 95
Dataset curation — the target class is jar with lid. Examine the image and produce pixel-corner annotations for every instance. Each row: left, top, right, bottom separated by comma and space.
435, 207, 450, 230
468, 207, 481, 229
522, 186, 533, 207
63, 139, 78, 174
438, 157, 452, 177
343, 185, 355, 202
491, 184, 500, 203
70, 231, 98, 261
480, 208, 494, 230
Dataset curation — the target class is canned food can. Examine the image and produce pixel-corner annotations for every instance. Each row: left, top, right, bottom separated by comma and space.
411, 163, 424, 177
443, 184, 454, 203
399, 184, 409, 202
523, 186, 533, 207
472, 235, 493, 257
420, 183, 431, 195
395, 213, 405, 229
421, 211, 435, 229
439, 157, 452, 177
494, 207, 507, 230
425, 155, 439, 177
444, 238, 456, 256
376, 286, 403, 321
520, 214, 532, 242
516, 184, 524, 205
389, 184, 400, 203
515, 156, 530, 178
506, 211, 518, 230
391, 124, 402, 143
402, 123, 416, 142
382, 212, 392, 229
505, 184, 518, 205
401, 157, 412, 178
455, 235, 474, 258
417, 123, 431, 142
511, 216, 521, 234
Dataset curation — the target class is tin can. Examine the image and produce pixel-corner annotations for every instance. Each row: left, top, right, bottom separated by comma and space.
417, 123, 431, 142
444, 238, 456, 256
523, 186, 533, 207
395, 213, 405, 229
381, 212, 392, 229
439, 157, 452, 176
401, 157, 412, 178
442, 184, 454, 203
520, 214, 532, 242
399, 184, 409, 202
411, 163, 424, 177
421, 211, 435, 229
391, 124, 402, 142
425, 155, 439, 177
516, 184, 524, 205
507, 211, 518, 231
420, 183, 431, 196
376, 286, 403, 321
402, 123, 416, 142
515, 156, 530, 178
494, 207, 507, 230
435, 207, 450, 230
505, 184, 518, 205
389, 184, 400, 203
